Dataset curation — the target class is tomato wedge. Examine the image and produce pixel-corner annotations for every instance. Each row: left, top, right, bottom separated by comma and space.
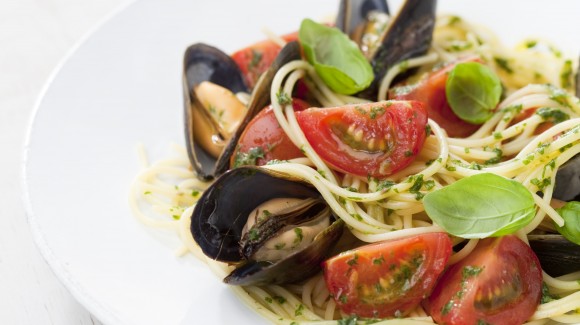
323, 233, 452, 318
231, 98, 309, 167
295, 101, 428, 178
231, 32, 298, 89
424, 235, 543, 325
390, 57, 482, 138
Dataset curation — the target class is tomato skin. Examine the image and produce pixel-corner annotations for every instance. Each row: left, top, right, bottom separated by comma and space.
231, 99, 309, 167
390, 57, 482, 138
231, 32, 298, 89
295, 100, 428, 178
425, 235, 543, 325
323, 233, 452, 318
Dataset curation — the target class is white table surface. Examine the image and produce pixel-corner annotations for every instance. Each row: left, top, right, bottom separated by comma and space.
0, 0, 125, 323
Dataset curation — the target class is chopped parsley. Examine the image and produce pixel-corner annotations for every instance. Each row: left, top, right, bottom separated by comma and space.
541, 282, 560, 304
369, 106, 385, 119
294, 304, 304, 316
276, 91, 292, 105
494, 57, 513, 74
560, 60, 573, 89
232, 147, 265, 168
376, 179, 395, 191
338, 315, 357, 325
273, 295, 286, 304
535, 107, 570, 124
293, 228, 303, 245
248, 228, 259, 241
347, 253, 359, 266
249, 49, 263, 68
373, 255, 385, 265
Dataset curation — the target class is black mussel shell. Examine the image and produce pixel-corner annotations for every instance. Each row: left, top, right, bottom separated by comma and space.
529, 234, 580, 277
336, 0, 390, 36
224, 218, 344, 286
183, 41, 301, 181
183, 43, 248, 181
359, 0, 437, 99
190, 166, 322, 262
553, 153, 580, 201
213, 41, 301, 177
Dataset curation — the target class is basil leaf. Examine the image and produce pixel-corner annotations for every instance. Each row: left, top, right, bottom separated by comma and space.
445, 62, 502, 124
555, 201, 580, 245
299, 18, 373, 95
423, 173, 535, 238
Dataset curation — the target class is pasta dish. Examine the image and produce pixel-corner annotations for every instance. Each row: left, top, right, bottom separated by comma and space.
130, 1, 580, 324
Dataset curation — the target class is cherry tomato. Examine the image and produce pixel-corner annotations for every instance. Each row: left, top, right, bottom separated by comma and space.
231, 32, 298, 89
231, 98, 309, 168
424, 235, 543, 325
390, 57, 482, 138
323, 233, 452, 318
295, 101, 428, 178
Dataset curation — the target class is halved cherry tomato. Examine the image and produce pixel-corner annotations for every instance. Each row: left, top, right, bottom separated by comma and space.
323, 233, 452, 318
390, 57, 482, 138
231, 32, 298, 89
230, 98, 309, 168
424, 235, 542, 325
295, 100, 428, 178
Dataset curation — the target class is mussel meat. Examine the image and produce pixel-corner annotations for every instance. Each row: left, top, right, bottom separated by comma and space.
183, 41, 301, 181
190, 166, 344, 286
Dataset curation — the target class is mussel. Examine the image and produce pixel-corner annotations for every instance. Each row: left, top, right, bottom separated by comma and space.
190, 166, 344, 286
183, 41, 301, 181
346, 0, 437, 98
336, 0, 390, 54
529, 235, 580, 277
553, 154, 580, 201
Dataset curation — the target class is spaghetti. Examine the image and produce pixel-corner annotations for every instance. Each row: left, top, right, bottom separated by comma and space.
130, 11, 580, 325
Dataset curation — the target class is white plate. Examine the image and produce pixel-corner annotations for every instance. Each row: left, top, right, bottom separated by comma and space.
22, 1, 580, 324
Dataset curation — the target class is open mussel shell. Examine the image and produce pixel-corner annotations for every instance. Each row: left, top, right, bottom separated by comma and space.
224, 218, 344, 286
529, 234, 580, 277
183, 43, 248, 181
190, 166, 344, 285
183, 41, 301, 181
336, 0, 390, 36
359, 0, 437, 98
212, 41, 301, 177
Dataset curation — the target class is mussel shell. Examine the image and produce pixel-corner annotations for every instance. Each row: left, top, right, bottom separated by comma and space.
336, 0, 390, 36
553, 153, 580, 201
224, 218, 344, 286
184, 41, 301, 181
528, 234, 580, 277
183, 43, 249, 180
213, 41, 301, 177
239, 197, 329, 259
359, 0, 437, 98
190, 166, 323, 263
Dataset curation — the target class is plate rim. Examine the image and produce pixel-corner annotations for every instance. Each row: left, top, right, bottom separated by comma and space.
20, 1, 138, 324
